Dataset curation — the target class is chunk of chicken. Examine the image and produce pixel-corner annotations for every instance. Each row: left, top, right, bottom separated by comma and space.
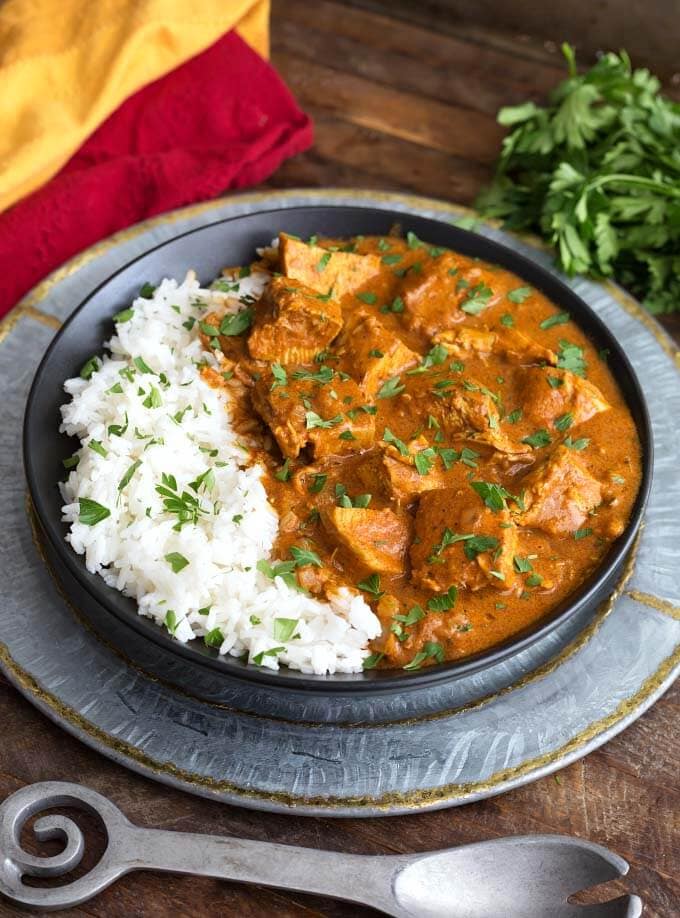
430, 382, 524, 455
411, 488, 517, 592
518, 445, 602, 536
520, 367, 610, 429
279, 233, 382, 300
250, 367, 374, 459
432, 326, 555, 365
248, 276, 342, 364
401, 255, 502, 336
322, 507, 411, 574
337, 311, 418, 398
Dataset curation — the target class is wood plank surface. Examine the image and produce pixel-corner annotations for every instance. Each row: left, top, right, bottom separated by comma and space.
1, 1, 678, 915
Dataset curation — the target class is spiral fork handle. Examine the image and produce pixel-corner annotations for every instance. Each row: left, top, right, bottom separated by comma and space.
0, 781, 133, 911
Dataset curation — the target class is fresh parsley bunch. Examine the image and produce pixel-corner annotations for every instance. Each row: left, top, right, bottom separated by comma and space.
476, 44, 680, 314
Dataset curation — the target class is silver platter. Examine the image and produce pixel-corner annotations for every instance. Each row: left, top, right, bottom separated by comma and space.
2, 189, 678, 816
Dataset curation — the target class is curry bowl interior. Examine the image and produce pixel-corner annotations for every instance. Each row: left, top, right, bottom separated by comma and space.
23, 205, 652, 693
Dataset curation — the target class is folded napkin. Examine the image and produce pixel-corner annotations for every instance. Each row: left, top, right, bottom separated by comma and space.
0, 0, 270, 212
0, 29, 313, 315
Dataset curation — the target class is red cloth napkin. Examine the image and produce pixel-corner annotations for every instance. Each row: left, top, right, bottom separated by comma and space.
0, 32, 312, 316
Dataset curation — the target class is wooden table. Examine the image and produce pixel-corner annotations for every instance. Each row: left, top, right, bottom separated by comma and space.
1, 2, 678, 914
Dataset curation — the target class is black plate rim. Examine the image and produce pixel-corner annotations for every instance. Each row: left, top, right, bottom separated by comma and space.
23, 204, 653, 694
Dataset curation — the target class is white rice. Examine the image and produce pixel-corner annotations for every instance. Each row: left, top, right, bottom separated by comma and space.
60, 272, 380, 674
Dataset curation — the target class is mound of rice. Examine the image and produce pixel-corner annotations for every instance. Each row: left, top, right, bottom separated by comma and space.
60, 273, 380, 674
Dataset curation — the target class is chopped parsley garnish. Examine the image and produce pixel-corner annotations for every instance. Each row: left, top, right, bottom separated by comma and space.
507, 286, 532, 304
252, 647, 286, 665
500, 313, 515, 327
471, 481, 513, 512
353, 493, 372, 508
556, 340, 587, 377
316, 251, 332, 272
540, 312, 570, 330
289, 546, 322, 568
368, 348, 384, 358
438, 448, 459, 470
376, 376, 405, 399
407, 344, 448, 374
273, 618, 299, 642
460, 282, 494, 315
79, 356, 101, 380
564, 436, 590, 450
463, 535, 500, 560
274, 459, 292, 482
118, 459, 142, 492
554, 412, 574, 431
460, 447, 480, 467
139, 282, 156, 298
305, 411, 343, 430
574, 527, 593, 540
395, 605, 426, 626
381, 253, 402, 265
164, 610, 178, 635
506, 408, 523, 424
428, 529, 474, 563
204, 628, 224, 648
78, 497, 111, 526
165, 552, 190, 573
88, 439, 107, 458
414, 447, 437, 476
292, 365, 334, 384
219, 308, 253, 336
357, 573, 383, 597
338, 430, 356, 441
271, 363, 287, 390
62, 454, 80, 470
513, 555, 534, 573
142, 385, 162, 409
133, 356, 155, 374
308, 473, 327, 493
357, 291, 377, 305
522, 428, 552, 448
526, 573, 544, 587
382, 427, 409, 456
199, 321, 220, 338
403, 642, 444, 670
156, 472, 204, 530
381, 296, 405, 314
427, 586, 458, 612
113, 308, 134, 323
363, 652, 384, 669
547, 375, 564, 389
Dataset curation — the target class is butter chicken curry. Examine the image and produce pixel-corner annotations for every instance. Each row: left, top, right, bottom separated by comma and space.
200, 231, 642, 670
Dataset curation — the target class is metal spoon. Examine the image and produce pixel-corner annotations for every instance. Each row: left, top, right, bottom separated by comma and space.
0, 782, 641, 916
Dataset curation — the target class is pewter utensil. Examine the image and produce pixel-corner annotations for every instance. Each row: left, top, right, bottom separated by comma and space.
0, 782, 642, 916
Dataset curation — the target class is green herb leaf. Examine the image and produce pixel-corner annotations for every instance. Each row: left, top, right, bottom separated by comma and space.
305, 411, 343, 430
165, 552, 189, 573
79, 356, 100, 380
463, 535, 500, 560
556, 340, 587, 377
113, 308, 134, 323
139, 282, 156, 299
540, 312, 570, 330
118, 459, 142, 492
376, 376, 405, 399
363, 652, 384, 669
273, 618, 299, 642
357, 573, 384, 597
554, 412, 574, 431
219, 309, 253, 336
316, 251, 332, 272
522, 428, 552, 448
564, 436, 590, 450
471, 481, 513, 512
204, 628, 224, 648
382, 427, 409, 456
78, 497, 111, 526
427, 586, 458, 612
573, 527, 593, 540
308, 473, 327, 494
507, 286, 532, 304
460, 282, 494, 315
356, 291, 377, 305
289, 546, 322, 568
274, 458, 292, 482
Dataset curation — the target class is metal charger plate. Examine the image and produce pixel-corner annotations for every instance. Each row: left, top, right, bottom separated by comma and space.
2, 189, 679, 815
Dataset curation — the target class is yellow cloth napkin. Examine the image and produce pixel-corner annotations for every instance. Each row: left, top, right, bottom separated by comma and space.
0, 0, 269, 212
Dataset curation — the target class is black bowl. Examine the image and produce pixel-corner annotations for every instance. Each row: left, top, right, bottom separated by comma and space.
23, 205, 653, 699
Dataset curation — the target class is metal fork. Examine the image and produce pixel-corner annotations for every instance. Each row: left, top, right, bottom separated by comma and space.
0, 782, 641, 916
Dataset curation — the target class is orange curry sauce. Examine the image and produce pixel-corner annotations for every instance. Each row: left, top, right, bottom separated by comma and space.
200, 232, 642, 670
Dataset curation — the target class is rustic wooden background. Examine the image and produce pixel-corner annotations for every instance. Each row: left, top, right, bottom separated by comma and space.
1, 1, 678, 914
